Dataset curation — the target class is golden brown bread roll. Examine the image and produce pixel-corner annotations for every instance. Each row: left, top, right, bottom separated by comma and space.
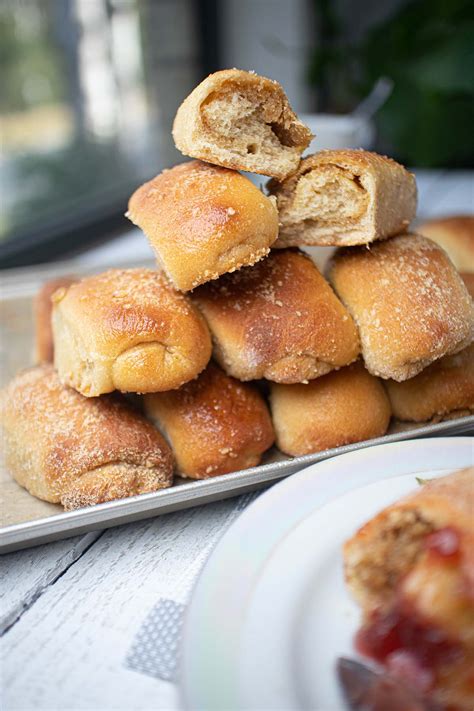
385, 343, 474, 422
172, 69, 312, 180
192, 249, 360, 383
52, 268, 212, 397
329, 234, 474, 381
0, 365, 174, 510
127, 161, 279, 292
344, 469, 474, 710
144, 362, 274, 479
417, 215, 474, 272
462, 271, 474, 298
34, 276, 77, 363
268, 150, 417, 247
269, 361, 391, 456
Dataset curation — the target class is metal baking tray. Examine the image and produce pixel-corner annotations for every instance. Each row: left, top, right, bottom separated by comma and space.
1, 256, 473, 553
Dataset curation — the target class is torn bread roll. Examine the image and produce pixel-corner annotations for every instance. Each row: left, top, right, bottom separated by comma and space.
144, 362, 274, 479
127, 161, 279, 291
268, 150, 417, 247
329, 234, 474, 381
417, 215, 474, 273
0, 365, 174, 510
52, 268, 212, 396
172, 69, 312, 180
34, 276, 77, 363
385, 343, 474, 422
344, 469, 474, 711
192, 249, 360, 383
269, 361, 391, 456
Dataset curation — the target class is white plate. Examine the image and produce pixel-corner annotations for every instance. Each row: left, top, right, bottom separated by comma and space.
180, 437, 473, 710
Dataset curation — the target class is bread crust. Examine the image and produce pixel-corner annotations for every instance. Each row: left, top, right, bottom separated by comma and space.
268, 150, 417, 247
145, 362, 274, 479
329, 233, 474, 381
192, 249, 360, 383
52, 268, 212, 396
386, 343, 474, 422
417, 215, 474, 273
127, 161, 279, 291
172, 69, 312, 180
0, 365, 174, 509
269, 361, 391, 456
34, 277, 76, 363
344, 468, 474, 710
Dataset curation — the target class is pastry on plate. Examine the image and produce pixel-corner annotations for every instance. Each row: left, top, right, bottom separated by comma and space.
329, 233, 474, 381
172, 69, 312, 180
268, 150, 417, 247
417, 215, 474, 273
34, 276, 76, 363
0, 365, 174, 510
386, 343, 474, 422
145, 362, 274, 479
127, 161, 279, 291
344, 468, 474, 711
269, 361, 391, 456
192, 249, 360, 383
52, 268, 212, 396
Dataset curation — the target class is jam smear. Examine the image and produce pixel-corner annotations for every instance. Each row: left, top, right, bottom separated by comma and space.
355, 529, 464, 693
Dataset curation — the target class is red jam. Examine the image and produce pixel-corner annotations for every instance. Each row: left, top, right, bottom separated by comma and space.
355, 527, 465, 694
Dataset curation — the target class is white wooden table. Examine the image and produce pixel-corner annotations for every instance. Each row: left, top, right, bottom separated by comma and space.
1, 170, 473, 711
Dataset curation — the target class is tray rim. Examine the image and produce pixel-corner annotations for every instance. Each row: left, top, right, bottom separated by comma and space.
1, 417, 472, 553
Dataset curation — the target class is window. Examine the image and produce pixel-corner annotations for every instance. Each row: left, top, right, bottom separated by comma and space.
1, 0, 211, 267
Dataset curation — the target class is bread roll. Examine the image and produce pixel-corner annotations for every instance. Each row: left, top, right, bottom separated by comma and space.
172, 69, 312, 180
52, 268, 212, 396
417, 215, 474, 272
192, 249, 360, 383
268, 150, 417, 247
34, 277, 76, 363
127, 161, 279, 292
329, 234, 474, 381
344, 469, 474, 711
269, 361, 391, 456
462, 271, 474, 298
385, 343, 474, 422
145, 362, 274, 479
0, 365, 174, 510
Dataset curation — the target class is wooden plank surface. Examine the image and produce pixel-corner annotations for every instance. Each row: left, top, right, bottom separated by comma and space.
1, 496, 248, 710
0, 532, 101, 634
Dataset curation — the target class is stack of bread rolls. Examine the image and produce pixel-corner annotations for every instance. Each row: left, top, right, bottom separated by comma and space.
1, 69, 473, 510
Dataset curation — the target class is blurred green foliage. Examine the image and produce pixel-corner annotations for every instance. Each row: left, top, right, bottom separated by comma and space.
0, 0, 65, 112
309, 0, 474, 166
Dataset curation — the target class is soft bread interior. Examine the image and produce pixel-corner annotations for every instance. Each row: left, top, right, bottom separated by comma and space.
282, 165, 370, 228
345, 507, 434, 612
199, 85, 306, 175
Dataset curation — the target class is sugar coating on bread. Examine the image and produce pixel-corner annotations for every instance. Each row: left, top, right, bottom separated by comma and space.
145, 362, 274, 479
329, 234, 474, 381
417, 215, 474, 273
268, 150, 417, 247
192, 249, 360, 383
0, 365, 174, 509
34, 276, 77, 363
270, 361, 391, 456
386, 343, 474, 422
127, 161, 279, 291
52, 268, 212, 396
172, 69, 312, 180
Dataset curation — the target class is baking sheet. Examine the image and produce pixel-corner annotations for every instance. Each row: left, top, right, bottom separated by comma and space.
1, 257, 473, 553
